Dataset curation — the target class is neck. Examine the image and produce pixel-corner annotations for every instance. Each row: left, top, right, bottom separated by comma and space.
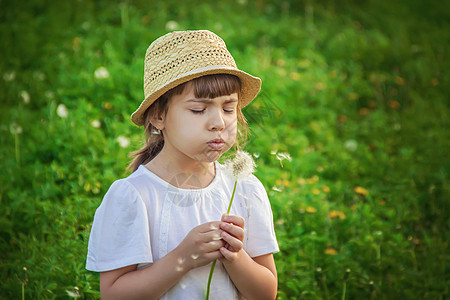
145, 150, 216, 189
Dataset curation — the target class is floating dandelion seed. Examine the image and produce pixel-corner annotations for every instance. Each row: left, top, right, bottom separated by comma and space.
206, 151, 255, 300
276, 152, 292, 168
272, 186, 282, 192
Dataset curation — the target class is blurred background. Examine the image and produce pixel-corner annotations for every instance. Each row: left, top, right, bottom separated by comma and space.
1, 0, 448, 298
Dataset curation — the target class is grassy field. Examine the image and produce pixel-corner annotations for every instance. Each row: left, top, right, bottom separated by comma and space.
1, 0, 448, 299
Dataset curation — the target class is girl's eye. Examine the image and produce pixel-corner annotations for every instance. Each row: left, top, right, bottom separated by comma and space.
191, 109, 205, 114
223, 108, 234, 113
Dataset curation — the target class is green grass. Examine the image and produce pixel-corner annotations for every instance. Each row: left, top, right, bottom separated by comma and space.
1, 0, 449, 299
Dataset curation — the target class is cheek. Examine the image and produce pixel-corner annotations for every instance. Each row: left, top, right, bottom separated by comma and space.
225, 119, 238, 139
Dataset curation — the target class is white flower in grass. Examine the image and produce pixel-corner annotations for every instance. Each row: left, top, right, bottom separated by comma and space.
57, 104, 68, 118
3, 71, 16, 82
94, 66, 110, 79
10, 122, 23, 135
344, 139, 357, 152
224, 150, 256, 180
165, 20, 179, 31
116, 135, 130, 148
20, 90, 30, 104
91, 120, 101, 128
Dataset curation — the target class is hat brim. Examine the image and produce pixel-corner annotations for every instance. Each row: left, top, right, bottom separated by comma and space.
131, 65, 261, 126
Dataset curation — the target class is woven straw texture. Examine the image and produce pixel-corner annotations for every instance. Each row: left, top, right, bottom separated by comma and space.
131, 30, 261, 126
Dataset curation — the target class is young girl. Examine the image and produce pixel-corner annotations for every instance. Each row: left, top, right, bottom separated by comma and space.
86, 30, 279, 300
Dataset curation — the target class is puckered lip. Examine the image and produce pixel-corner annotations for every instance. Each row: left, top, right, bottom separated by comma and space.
208, 138, 225, 144
207, 138, 225, 150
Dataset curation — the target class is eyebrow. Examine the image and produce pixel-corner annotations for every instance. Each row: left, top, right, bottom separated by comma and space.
186, 98, 238, 104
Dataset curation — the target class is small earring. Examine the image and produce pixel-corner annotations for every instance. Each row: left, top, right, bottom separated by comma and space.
151, 128, 161, 135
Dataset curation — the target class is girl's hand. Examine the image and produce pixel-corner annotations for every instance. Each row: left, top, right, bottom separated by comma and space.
219, 214, 245, 263
175, 221, 225, 271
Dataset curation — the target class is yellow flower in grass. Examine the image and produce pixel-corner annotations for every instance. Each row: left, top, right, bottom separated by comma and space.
324, 248, 338, 255
349, 92, 359, 101
306, 206, 317, 213
328, 210, 346, 220
312, 188, 320, 195
306, 175, 319, 184
322, 185, 330, 193
354, 186, 369, 196
395, 76, 406, 86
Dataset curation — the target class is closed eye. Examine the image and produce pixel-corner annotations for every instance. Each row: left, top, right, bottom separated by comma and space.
191, 109, 205, 114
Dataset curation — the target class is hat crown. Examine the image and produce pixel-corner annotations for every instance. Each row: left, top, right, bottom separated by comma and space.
143, 30, 237, 98
131, 30, 261, 126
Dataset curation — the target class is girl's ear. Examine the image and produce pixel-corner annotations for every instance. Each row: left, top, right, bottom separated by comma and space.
150, 113, 165, 131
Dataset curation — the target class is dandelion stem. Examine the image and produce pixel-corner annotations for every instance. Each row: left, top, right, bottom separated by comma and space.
15, 133, 21, 166
205, 260, 217, 300
206, 180, 237, 299
342, 281, 347, 300
226, 181, 237, 215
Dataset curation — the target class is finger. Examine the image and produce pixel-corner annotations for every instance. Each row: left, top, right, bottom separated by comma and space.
200, 221, 222, 233
222, 214, 245, 228
221, 231, 243, 251
219, 246, 236, 261
220, 222, 245, 241
202, 235, 225, 252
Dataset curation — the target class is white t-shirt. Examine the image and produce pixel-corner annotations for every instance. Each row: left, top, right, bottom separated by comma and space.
86, 162, 279, 299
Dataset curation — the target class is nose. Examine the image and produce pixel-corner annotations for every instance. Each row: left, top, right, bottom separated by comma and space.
208, 109, 225, 131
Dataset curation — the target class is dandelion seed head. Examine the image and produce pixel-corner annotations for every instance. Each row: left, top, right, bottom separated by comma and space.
45, 90, 55, 99
3, 71, 16, 82
91, 120, 101, 128
57, 104, 68, 118
10, 122, 23, 135
345, 139, 358, 151
20, 90, 30, 104
224, 151, 255, 180
94, 66, 110, 79
116, 136, 130, 148
165, 20, 179, 31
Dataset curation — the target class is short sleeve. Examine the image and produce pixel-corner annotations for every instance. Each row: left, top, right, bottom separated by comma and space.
243, 176, 279, 258
86, 179, 153, 272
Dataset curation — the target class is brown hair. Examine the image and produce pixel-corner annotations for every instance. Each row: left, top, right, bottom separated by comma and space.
128, 74, 247, 172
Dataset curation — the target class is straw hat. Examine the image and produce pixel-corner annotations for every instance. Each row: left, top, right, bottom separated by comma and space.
131, 30, 261, 126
